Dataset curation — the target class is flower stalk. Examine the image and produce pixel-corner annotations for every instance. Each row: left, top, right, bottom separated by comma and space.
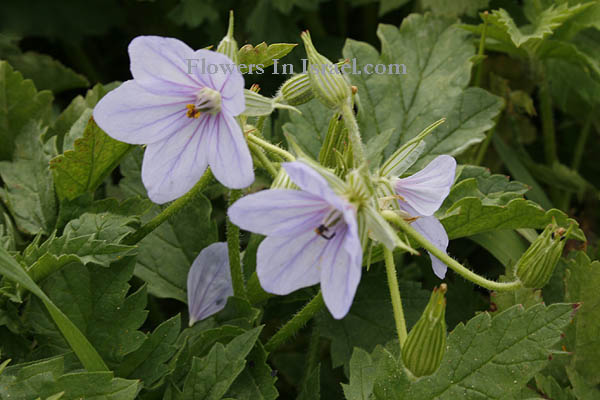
384, 247, 408, 347
265, 291, 325, 353
247, 133, 295, 161
124, 170, 214, 245
382, 210, 522, 291
227, 189, 247, 299
340, 102, 366, 166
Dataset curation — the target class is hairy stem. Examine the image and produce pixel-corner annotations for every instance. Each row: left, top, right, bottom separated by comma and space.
248, 141, 279, 178
340, 102, 366, 166
123, 170, 213, 245
265, 291, 325, 353
384, 247, 408, 347
382, 211, 522, 292
227, 189, 246, 299
248, 133, 295, 161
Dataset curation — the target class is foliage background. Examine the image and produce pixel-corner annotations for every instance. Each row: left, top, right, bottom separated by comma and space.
0, 0, 599, 399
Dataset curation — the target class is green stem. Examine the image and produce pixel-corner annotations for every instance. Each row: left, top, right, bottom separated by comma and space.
560, 114, 594, 210
227, 190, 246, 299
382, 211, 522, 292
539, 76, 557, 166
474, 126, 495, 166
572, 114, 593, 171
248, 141, 279, 178
474, 11, 489, 88
383, 247, 408, 347
265, 291, 325, 353
247, 133, 295, 161
340, 102, 366, 166
123, 170, 213, 245
301, 324, 321, 388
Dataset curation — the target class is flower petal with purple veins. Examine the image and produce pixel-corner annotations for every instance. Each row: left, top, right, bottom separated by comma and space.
141, 114, 211, 204
93, 81, 194, 145
319, 223, 362, 319
206, 113, 254, 189
187, 242, 233, 326
401, 203, 449, 279
395, 155, 456, 216
256, 230, 327, 295
282, 162, 346, 211
129, 36, 202, 97
228, 189, 331, 237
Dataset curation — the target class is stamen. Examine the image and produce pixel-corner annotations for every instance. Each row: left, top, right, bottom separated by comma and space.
186, 104, 201, 119
315, 210, 343, 240
315, 224, 336, 240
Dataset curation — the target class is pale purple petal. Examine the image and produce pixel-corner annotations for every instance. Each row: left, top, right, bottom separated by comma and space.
190, 50, 246, 116
411, 214, 449, 279
141, 115, 211, 204
187, 242, 233, 325
256, 230, 327, 295
395, 155, 456, 216
282, 162, 346, 211
206, 113, 254, 189
319, 223, 362, 319
129, 36, 201, 97
93, 81, 194, 145
228, 189, 331, 237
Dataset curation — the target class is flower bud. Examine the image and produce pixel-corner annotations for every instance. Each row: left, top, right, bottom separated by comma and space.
516, 222, 572, 288
217, 11, 239, 64
300, 31, 351, 110
402, 284, 447, 377
277, 73, 314, 106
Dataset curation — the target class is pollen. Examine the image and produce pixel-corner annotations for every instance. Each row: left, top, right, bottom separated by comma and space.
186, 104, 201, 119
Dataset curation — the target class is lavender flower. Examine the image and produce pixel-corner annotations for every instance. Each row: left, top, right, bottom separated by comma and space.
228, 161, 362, 319
393, 155, 456, 278
93, 36, 253, 204
187, 242, 233, 326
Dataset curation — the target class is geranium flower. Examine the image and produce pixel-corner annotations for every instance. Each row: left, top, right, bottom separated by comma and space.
93, 36, 253, 204
228, 161, 362, 319
187, 242, 233, 326
393, 155, 456, 278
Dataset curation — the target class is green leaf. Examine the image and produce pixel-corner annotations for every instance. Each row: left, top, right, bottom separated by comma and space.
342, 348, 377, 400
0, 36, 88, 93
0, 356, 139, 400
225, 343, 278, 400
0, 60, 53, 161
238, 42, 297, 73
567, 366, 600, 400
117, 314, 180, 388
485, 3, 589, 49
378, 0, 411, 16
21, 212, 137, 283
564, 251, 600, 385
46, 83, 117, 146
438, 167, 585, 240
470, 230, 528, 268
181, 327, 262, 399
0, 122, 57, 235
27, 257, 147, 368
342, 15, 503, 167
49, 118, 132, 201
168, 0, 218, 28
535, 374, 576, 400
297, 364, 320, 400
370, 303, 575, 399
317, 265, 429, 371
283, 99, 334, 159
0, 246, 108, 371
421, 0, 489, 17
491, 134, 553, 210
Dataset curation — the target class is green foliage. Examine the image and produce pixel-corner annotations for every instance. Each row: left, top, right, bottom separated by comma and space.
49, 118, 132, 201
238, 42, 297, 73
0, 122, 56, 234
0, 60, 52, 161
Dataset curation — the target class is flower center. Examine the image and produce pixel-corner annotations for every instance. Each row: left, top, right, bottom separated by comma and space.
186, 87, 222, 118
314, 209, 343, 240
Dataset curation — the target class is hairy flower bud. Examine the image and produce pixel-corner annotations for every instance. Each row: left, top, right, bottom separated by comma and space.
516, 222, 572, 288
402, 284, 447, 377
217, 11, 239, 64
277, 73, 314, 106
300, 31, 351, 110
